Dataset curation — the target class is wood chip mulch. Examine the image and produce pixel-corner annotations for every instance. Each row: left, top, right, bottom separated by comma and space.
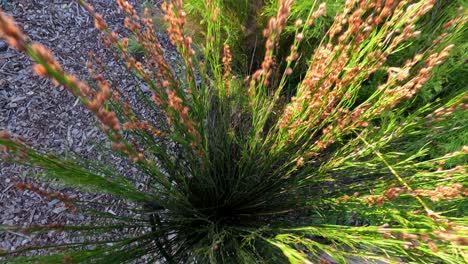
0, 0, 173, 253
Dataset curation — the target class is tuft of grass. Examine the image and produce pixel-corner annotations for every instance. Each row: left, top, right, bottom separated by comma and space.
0, 0, 467, 263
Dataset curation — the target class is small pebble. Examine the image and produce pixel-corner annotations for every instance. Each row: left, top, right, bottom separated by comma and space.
52, 207, 67, 214
0, 40, 8, 52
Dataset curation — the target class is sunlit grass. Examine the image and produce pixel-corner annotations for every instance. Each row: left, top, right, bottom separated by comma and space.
0, 0, 466, 263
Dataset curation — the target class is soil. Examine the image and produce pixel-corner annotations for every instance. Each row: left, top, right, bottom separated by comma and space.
0, 0, 171, 253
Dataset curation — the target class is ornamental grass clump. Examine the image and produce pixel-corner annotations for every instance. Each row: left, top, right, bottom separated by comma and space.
1, 0, 467, 263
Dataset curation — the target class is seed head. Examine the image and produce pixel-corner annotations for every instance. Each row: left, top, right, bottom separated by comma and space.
0, 12, 26, 51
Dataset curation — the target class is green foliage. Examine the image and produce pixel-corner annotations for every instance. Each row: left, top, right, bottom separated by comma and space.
262, 0, 344, 71
184, 0, 260, 70
127, 36, 145, 59
184, 0, 344, 74
398, 0, 468, 106
0, 0, 467, 263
